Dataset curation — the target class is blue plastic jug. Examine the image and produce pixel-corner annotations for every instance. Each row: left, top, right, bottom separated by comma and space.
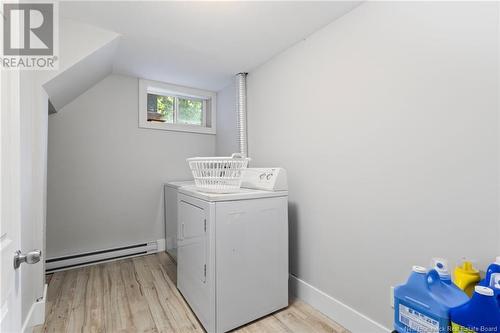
432, 258, 452, 285
450, 286, 500, 332
394, 266, 469, 333
479, 256, 500, 306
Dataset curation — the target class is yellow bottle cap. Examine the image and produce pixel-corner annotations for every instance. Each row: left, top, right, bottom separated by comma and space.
459, 261, 479, 274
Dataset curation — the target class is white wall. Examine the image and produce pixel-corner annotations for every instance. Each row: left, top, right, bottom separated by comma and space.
246, 1, 498, 328
46, 74, 215, 258
216, 79, 239, 156
498, 4, 500, 257
17, 18, 121, 328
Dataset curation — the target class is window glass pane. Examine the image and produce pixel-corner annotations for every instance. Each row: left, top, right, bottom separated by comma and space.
147, 93, 157, 113
178, 97, 203, 125
147, 93, 174, 123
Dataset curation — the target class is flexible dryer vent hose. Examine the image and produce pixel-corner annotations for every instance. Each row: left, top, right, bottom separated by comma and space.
236, 73, 248, 157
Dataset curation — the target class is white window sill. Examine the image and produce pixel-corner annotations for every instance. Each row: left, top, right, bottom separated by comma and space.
139, 121, 216, 135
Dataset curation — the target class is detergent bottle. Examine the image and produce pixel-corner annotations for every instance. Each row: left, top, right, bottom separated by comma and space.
480, 256, 500, 287
394, 266, 469, 333
479, 256, 500, 305
454, 260, 481, 297
450, 286, 500, 332
432, 258, 452, 284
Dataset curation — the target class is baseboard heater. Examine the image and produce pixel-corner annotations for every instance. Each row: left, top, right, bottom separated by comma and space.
45, 241, 159, 273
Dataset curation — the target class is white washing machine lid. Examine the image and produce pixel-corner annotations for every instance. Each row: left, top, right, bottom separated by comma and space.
178, 185, 288, 202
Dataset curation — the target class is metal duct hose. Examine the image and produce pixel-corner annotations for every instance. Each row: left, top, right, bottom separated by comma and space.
236, 73, 248, 157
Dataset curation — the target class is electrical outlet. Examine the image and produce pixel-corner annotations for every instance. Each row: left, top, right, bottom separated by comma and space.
390, 286, 395, 308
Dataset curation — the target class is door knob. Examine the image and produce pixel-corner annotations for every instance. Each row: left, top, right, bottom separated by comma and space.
14, 250, 42, 269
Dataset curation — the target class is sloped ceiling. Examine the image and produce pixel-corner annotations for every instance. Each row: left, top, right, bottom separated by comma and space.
60, 1, 362, 91
44, 19, 120, 112
46, 2, 361, 111
44, 37, 119, 111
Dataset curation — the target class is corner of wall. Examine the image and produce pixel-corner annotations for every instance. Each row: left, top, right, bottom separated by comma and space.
216, 79, 238, 156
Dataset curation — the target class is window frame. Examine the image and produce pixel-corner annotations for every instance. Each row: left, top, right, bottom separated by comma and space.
139, 79, 216, 135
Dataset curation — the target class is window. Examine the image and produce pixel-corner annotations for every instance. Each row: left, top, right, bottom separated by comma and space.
139, 79, 216, 134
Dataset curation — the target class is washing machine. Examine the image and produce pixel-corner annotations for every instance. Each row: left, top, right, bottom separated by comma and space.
174, 168, 289, 333
164, 181, 194, 261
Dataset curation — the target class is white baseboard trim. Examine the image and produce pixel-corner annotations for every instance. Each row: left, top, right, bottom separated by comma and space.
156, 238, 166, 252
289, 275, 390, 333
21, 283, 47, 333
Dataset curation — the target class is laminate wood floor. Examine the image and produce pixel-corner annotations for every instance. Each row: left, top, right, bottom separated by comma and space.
34, 253, 349, 333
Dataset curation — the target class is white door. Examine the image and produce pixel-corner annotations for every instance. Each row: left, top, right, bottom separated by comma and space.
0, 69, 23, 332
177, 194, 213, 332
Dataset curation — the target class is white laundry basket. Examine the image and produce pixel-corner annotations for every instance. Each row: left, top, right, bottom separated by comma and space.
187, 153, 250, 193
